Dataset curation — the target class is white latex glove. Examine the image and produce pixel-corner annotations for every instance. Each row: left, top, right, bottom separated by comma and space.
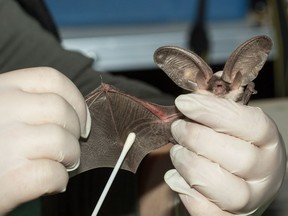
0, 67, 91, 215
164, 94, 286, 215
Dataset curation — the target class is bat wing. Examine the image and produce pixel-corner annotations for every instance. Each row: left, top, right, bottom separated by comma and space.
222, 35, 272, 86
75, 84, 182, 174
154, 46, 213, 91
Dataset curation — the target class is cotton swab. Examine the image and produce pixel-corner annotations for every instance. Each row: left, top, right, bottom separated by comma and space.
91, 132, 136, 216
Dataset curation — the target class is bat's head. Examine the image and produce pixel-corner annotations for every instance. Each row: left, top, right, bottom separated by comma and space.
208, 74, 230, 96
154, 35, 272, 103
191, 70, 244, 101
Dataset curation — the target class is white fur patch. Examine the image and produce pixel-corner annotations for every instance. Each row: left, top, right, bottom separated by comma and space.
195, 89, 215, 96
195, 87, 244, 101
224, 87, 244, 101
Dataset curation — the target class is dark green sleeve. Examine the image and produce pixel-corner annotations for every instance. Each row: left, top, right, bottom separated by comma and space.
0, 0, 174, 104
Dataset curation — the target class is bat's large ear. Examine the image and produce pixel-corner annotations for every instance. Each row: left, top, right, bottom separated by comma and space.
222, 35, 272, 88
154, 46, 213, 91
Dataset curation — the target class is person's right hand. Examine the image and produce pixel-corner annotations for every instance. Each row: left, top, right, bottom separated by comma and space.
0, 67, 91, 215
165, 93, 286, 215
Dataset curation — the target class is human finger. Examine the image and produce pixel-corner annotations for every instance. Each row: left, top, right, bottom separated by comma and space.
171, 120, 266, 178
0, 159, 68, 215
169, 145, 251, 212
2, 123, 80, 170
0, 90, 83, 139
0, 67, 91, 137
165, 169, 236, 216
174, 94, 278, 146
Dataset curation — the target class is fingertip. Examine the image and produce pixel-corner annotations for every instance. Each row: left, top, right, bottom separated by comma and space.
32, 160, 69, 195
175, 93, 223, 121
175, 94, 196, 113
171, 119, 186, 142
164, 169, 192, 195
66, 158, 80, 172
81, 103, 91, 138
171, 119, 182, 129
164, 169, 177, 182
170, 144, 184, 159
2, 160, 69, 208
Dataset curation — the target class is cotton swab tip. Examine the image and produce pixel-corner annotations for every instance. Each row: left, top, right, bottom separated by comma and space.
123, 132, 136, 152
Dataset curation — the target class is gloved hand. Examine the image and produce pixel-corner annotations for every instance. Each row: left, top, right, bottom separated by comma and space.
164, 93, 286, 215
0, 67, 91, 215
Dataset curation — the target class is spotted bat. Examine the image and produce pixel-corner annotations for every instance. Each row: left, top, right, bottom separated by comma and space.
74, 35, 272, 175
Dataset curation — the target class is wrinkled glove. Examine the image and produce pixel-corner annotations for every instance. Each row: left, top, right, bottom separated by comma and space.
0, 67, 91, 215
165, 94, 286, 215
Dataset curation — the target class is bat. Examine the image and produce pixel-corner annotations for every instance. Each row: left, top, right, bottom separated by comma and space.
153, 35, 272, 105
74, 35, 272, 175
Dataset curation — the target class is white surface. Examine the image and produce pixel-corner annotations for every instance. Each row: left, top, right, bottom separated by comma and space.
250, 98, 288, 215
250, 98, 288, 150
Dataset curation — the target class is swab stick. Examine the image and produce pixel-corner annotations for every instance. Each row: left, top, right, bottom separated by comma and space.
91, 132, 136, 216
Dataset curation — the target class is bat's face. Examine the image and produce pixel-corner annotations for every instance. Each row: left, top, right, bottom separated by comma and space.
154, 35, 272, 104
196, 71, 244, 102
207, 71, 232, 97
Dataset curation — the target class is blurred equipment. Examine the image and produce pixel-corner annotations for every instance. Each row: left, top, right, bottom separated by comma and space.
269, 0, 288, 96
189, 0, 210, 59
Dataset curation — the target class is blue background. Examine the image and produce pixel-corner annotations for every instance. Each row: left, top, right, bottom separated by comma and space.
45, 0, 250, 26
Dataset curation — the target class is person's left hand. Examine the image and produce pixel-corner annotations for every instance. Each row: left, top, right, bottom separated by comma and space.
0, 67, 91, 215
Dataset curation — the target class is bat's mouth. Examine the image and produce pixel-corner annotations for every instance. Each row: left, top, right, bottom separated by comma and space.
213, 84, 227, 96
